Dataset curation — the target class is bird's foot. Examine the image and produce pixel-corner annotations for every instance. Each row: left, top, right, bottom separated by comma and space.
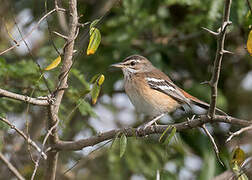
186, 115, 196, 128
136, 114, 165, 136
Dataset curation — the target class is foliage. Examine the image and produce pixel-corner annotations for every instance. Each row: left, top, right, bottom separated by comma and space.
0, 0, 252, 179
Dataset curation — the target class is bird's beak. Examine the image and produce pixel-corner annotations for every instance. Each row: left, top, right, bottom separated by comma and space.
110, 62, 125, 68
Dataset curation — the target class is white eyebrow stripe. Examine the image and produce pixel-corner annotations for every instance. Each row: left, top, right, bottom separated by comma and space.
145, 77, 165, 82
126, 59, 141, 63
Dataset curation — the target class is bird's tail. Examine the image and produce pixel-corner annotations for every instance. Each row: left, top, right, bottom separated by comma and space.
179, 88, 227, 116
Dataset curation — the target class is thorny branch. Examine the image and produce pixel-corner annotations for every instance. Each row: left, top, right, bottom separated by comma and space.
0, 152, 25, 180
0, 117, 47, 159
203, 0, 232, 117
31, 119, 59, 180
201, 124, 224, 166
54, 115, 251, 151
1, 0, 252, 179
45, 0, 78, 179
226, 124, 252, 143
0, 8, 66, 56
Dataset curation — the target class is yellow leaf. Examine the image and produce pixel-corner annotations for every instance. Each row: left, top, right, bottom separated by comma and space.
44, 56, 61, 71
97, 74, 105, 86
247, 30, 252, 55
86, 28, 101, 55
231, 147, 245, 166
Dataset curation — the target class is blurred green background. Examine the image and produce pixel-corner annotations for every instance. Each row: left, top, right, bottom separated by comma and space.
0, 0, 252, 179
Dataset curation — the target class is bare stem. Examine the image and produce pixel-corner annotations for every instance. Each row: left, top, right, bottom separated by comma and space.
201, 124, 224, 166
0, 88, 50, 106
0, 152, 25, 180
0, 8, 66, 56
0, 117, 47, 159
208, 0, 232, 117
226, 124, 252, 143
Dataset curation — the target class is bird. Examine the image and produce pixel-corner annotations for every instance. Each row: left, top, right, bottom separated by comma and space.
110, 55, 226, 127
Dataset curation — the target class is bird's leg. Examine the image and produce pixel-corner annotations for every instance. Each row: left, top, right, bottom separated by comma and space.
186, 114, 196, 128
142, 114, 165, 129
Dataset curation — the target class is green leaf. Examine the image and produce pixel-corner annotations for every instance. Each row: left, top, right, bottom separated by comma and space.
159, 125, 171, 143
232, 163, 249, 180
199, 151, 216, 180
90, 18, 101, 29
164, 127, 176, 145
91, 84, 101, 104
71, 69, 90, 90
120, 134, 127, 158
0, 121, 9, 131
90, 74, 101, 84
78, 99, 97, 117
87, 28, 101, 55
111, 132, 121, 149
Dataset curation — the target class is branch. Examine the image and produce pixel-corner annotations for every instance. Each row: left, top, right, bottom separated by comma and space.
201, 124, 224, 166
45, 0, 78, 179
206, 0, 232, 117
31, 119, 59, 180
0, 88, 50, 106
54, 115, 251, 151
246, 0, 252, 13
0, 8, 66, 56
0, 152, 25, 180
226, 124, 252, 143
0, 117, 47, 160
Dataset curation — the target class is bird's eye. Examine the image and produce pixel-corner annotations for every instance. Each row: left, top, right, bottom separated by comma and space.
130, 61, 136, 66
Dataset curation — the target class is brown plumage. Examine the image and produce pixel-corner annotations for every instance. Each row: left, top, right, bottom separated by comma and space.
111, 54, 226, 117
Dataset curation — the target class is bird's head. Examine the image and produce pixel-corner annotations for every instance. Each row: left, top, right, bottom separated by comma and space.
110, 55, 154, 76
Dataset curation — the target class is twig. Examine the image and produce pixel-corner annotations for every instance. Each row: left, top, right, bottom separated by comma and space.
0, 88, 50, 106
246, 0, 252, 13
142, 114, 165, 129
63, 139, 112, 176
0, 117, 47, 159
0, 152, 25, 180
226, 124, 252, 143
31, 118, 59, 180
54, 115, 251, 151
201, 124, 224, 166
53, 31, 68, 40
10, 7, 52, 94
45, 0, 61, 56
201, 27, 220, 36
0, 8, 66, 56
206, 0, 232, 117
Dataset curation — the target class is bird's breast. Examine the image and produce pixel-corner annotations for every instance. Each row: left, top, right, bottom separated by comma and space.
124, 76, 180, 117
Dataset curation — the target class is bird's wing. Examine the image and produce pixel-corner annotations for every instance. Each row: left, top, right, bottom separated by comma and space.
145, 69, 227, 115
145, 77, 191, 106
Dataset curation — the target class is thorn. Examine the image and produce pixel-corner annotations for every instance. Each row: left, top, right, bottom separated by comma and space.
78, 14, 84, 19
78, 22, 90, 28
200, 81, 210, 85
201, 27, 219, 36
52, 31, 68, 40
222, 49, 234, 54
